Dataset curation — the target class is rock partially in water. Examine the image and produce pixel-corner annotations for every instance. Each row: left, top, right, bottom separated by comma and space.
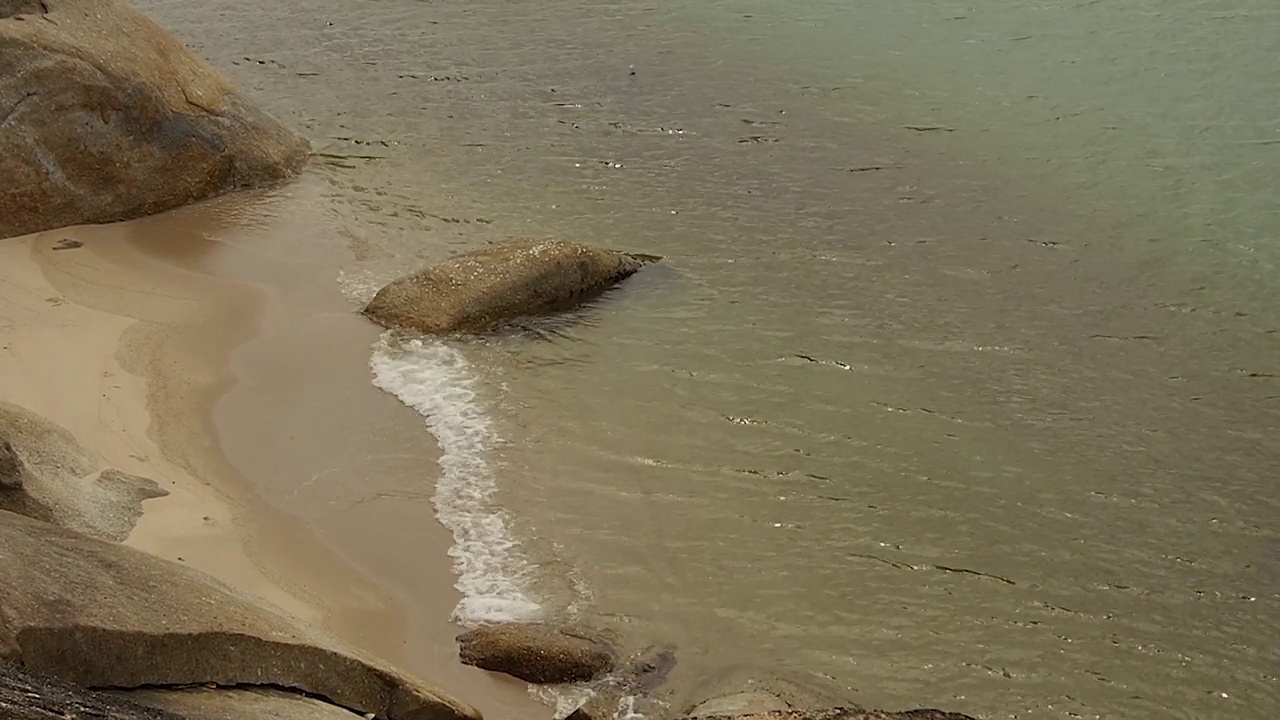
1, 658, 181, 720
683, 711, 976, 720
0, 401, 166, 542
688, 691, 792, 717
675, 666, 852, 718
0, 509, 479, 720
0, 0, 310, 240
565, 645, 678, 720
677, 670, 975, 720
456, 623, 618, 684
363, 239, 659, 335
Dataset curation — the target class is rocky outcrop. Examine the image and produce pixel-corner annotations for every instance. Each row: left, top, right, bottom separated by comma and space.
456, 623, 618, 684
119, 686, 371, 720
0, 0, 310, 240
0, 401, 166, 542
1, 658, 182, 720
363, 239, 659, 335
0, 509, 479, 720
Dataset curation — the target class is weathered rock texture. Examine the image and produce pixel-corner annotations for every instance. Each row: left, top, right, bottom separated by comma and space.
0, 401, 166, 542
363, 239, 659, 335
0, 510, 479, 720
0, 0, 310, 240
1, 658, 182, 720
457, 623, 618, 684
119, 686, 369, 720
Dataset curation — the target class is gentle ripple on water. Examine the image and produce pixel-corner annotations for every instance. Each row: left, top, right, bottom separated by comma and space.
137, 0, 1280, 717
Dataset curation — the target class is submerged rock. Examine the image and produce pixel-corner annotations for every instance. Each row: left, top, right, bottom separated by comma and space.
688, 691, 792, 717
0, 509, 479, 720
457, 623, 618, 684
565, 645, 678, 720
676, 666, 853, 717
363, 239, 658, 335
0, 402, 166, 542
0, 0, 310, 240
682, 711, 976, 720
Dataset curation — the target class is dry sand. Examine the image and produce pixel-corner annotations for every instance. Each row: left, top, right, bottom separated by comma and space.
0, 188, 547, 720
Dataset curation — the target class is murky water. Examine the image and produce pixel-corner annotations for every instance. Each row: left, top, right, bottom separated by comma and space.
141, 0, 1279, 718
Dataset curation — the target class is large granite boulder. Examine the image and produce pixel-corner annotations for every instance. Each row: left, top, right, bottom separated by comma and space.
0, 401, 166, 542
0, 510, 479, 720
456, 623, 618, 684
363, 239, 659, 335
0, 0, 310, 240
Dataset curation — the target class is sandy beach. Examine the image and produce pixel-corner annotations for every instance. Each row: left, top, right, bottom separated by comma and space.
0, 188, 545, 719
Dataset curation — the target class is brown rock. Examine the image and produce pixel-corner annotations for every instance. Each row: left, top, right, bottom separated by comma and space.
457, 623, 617, 684
0, 0, 309, 240
363, 239, 659, 335
0, 509, 479, 720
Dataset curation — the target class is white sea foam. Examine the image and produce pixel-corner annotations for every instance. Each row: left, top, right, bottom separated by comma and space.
369, 333, 542, 624
534, 685, 650, 720
336, 267, 388, 305
533, 685, 595, 719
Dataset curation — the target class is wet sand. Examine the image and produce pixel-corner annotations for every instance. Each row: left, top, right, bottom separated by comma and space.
0, 190, 546, 720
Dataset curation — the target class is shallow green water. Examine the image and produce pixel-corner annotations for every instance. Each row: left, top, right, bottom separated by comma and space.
140, 0, 1279, 718
681, 0, 1280, 309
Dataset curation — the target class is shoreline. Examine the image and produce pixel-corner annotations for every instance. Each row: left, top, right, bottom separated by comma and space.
0, 190, 546, 719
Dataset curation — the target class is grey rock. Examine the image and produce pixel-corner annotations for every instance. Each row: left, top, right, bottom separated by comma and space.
363, 239, 658, 335
0, 402, 166, 542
